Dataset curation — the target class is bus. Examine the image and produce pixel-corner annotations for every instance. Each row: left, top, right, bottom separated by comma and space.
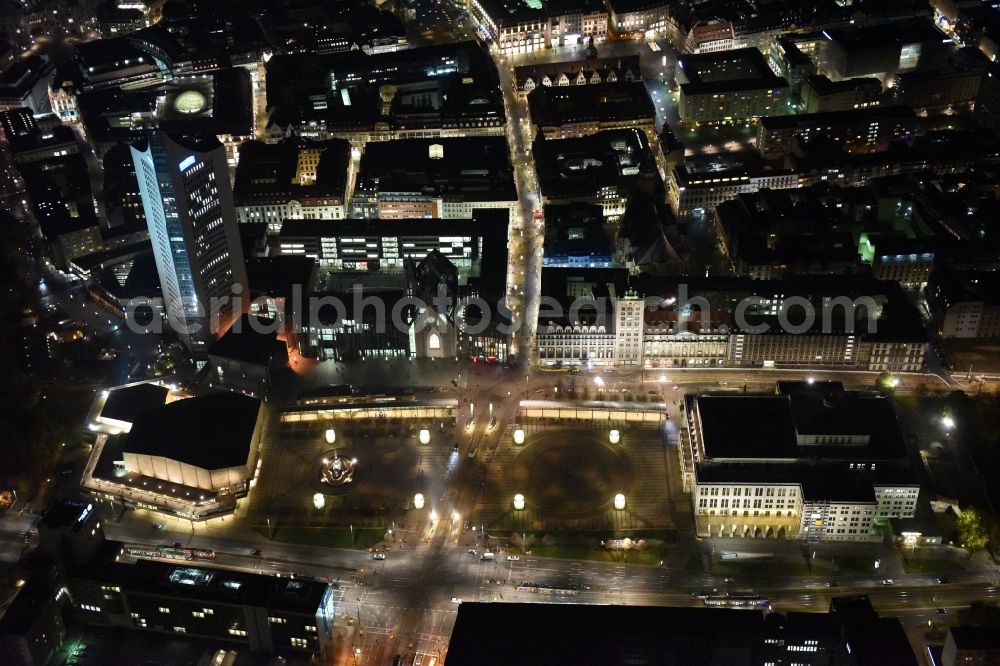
124, 545, 192, 561
123, 545, 216, 562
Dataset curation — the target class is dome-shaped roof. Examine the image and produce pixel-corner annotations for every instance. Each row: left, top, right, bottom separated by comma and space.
174, 90, 207, 114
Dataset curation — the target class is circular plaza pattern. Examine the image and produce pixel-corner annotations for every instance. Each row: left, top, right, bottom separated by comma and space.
510, 430, 634, 517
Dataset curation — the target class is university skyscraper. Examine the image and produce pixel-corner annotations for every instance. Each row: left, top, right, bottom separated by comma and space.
131, 132, 248, 355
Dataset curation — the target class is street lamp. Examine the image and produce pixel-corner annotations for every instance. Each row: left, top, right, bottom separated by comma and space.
595, 376, 604, 388
325, 429, 336, 445
941, 415, 956, 431
513, 428, 525, 445
609, 429, 621, 445
614, 493, 626, 510
313, 493, 325, 510
430, 509, 438, 522
513, 493, 525, 510
414, 493, 425, 510
419, 429, 430, 444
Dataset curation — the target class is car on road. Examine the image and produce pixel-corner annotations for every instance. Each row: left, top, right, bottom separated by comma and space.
152, 523, 165, 530
373, 552, 386, 560
881, 579, 894, 586
467, 548, 478, 555
936, 608, 948, 614
451, 597, 462, 604
937, 576, 949, 584
507, 555, 520, 562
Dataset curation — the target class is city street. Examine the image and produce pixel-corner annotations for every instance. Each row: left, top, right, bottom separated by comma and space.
4, 507, 993, 664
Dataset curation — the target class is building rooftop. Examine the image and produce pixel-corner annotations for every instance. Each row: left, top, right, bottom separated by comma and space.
514, 55, 640, 90
246, 256, 317, 300
208, 315, 287, 367
0, 56, 53, 97
528, 82, 654, 128
534, 128, 657, 200
233, 138, 351, 205
804, 74, 883, 95
760, 105, 915, 130
123, 393, 261, 470
0, 579, 55, 635
100, 382, 169, 424
91, 249, 161, 302
949, 626, 1000, 650
265, 40, 498, 129
37, 498, 96, 530
539, 266, 630, 305
693, 389, 907, 461
130, 12, 269, 70
448, 602, 767, 665
354, 136, 516, 201
677, 47, 787, 95
78, 543, 329, 615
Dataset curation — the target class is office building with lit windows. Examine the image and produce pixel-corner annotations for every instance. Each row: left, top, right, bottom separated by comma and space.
276, 209, 509, 282
676, 48, 790, 123
668, 159, 800, 220
799, 75, 883, 114
131, 132, 249, 356
536, 272, 927, 372
684, 383, 921, 543
69, 543, 337, 659
757, 106, 916, 158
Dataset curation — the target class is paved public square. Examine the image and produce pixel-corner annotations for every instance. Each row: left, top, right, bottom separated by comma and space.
470, 417, 685, 532
240, 404, 458, 531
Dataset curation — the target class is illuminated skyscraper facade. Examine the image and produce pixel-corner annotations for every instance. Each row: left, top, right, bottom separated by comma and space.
131, 132, 248, 355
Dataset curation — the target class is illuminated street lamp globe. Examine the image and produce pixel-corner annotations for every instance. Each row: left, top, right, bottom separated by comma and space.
313, 493, 325, 510
320, 453, 355, 487
419, 429, 431, 445
414, 493, 425, 510
614, 493, 626, 510
513, 429, 525, 445
513, 493, 525, 510
942, 415, 956, 431
609, 429, 621, 445
325, 429, 336, 445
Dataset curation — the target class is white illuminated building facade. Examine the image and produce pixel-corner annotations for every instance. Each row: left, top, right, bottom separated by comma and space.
131, 132, 248, 355
684, 383, 921, 543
